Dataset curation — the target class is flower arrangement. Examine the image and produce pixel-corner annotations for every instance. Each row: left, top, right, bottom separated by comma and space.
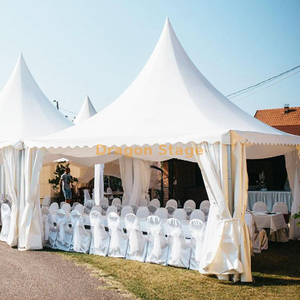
256, 171, 267, 191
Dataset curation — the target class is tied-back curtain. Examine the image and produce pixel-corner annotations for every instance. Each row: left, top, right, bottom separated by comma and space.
2, 146, 20, 247
94, 164, 104, 205
130, 159, 152, 205
0, 164, 5, 195
231, 142, 252, 282
119, 157, 133, 202
285, 149, 300, 240
192, 142, 252, 282
19, 148, 45, 250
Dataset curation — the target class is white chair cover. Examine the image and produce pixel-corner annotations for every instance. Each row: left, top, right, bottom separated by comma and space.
107, 212, 128, 258
166, 206, 176, 217
147, 204, 157, 215
60, 201, 66, 208
131, 204, 138, 215
173, 209, 187, 220
100, 197, 109, 206
42, 195, 51, 208
273, 202, 289, 214
0, 204, 11, 242
190, 209, 205, 222
71, 210, 91, 253
139, 199, 148, 207
83, 189, 91, 205
72, 202, 79, 210
85, 199, 95, 210
55, 209, 72, 251
125, 213, 148, 262
166, 218, 191, 268
106, 205, 118, 216
184, 199, 196, 209
166, 199, 177, 209
150, 199, 160, 208
49, 202, 59, 214
121, 205, 133, 218
61, 203, 71, 213
189, 219, 206, 270
91, 205, 103, 214
42, 207, 57, 248
136, 207, 150, 218
112, 198, 121, 206
89, 211, 110, 256
146, 215, 169, 265
122, 199, 130, 206
74, 203, 85, 214
245, 211, 268, 254
155, 208, 168, 219
199, 200, 210, 218
253, 201, 268, 212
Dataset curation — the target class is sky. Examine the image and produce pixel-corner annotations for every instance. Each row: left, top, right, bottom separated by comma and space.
0, 0, 299, 119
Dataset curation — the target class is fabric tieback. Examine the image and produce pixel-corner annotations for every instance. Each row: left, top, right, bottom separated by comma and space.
94, 219, 107, 249
127, 219, 141, 254
190, 227, 205, 262
169, 226, 182, 261
150, 224, 163, 257
109, 219, 121, 251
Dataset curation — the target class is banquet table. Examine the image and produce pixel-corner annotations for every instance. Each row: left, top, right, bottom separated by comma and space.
248, 191, 293, 211
51, 213, 192, 238
252, 211, 287, 234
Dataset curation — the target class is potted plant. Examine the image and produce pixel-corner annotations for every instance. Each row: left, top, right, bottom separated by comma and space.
256, 171, 268, 191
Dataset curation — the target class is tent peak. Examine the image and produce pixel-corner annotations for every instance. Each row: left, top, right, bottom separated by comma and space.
74, 95, 97, 124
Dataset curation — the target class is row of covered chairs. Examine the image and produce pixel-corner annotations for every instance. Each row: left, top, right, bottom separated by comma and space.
42, 209, 206, 270
252, 201, 289, 214
47, 200, 207, 222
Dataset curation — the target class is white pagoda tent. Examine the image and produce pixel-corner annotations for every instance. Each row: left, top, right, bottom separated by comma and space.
26, 19, 300, 281
74, 95, 97, 124
0, 54, 73, 250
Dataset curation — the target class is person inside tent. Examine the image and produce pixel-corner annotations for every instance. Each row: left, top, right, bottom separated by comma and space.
60, 167, 73, 204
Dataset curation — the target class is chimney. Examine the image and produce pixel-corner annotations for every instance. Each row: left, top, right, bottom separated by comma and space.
284, 104, 289, 113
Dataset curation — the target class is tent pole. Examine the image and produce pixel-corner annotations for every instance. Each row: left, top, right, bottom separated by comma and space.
227, 134, 233, 215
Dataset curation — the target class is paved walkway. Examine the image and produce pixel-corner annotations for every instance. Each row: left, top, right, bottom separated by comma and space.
0, 242, 129, 300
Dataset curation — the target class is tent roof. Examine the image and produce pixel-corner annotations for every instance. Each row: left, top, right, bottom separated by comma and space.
26, 19, 300, 160
74, 95, 97, 124
0, 54, 72, 148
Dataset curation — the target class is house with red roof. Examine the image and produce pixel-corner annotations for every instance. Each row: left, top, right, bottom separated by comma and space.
255, 104, 300, 135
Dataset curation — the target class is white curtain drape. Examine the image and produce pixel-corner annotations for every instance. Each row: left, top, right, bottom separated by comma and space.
130, 159, 152, 205
119, 157, 133, 202
2, 147, 21, 247
19, 148, 45, 250
94, 164, 104, 205
285, 149, 300, 240
193, 142, 252, 282
0, 164, 5, 195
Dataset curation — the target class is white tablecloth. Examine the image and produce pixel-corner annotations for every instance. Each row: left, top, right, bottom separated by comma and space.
252, 212, 287, 234
248, 191, 293, 211
51, 213, 192, 238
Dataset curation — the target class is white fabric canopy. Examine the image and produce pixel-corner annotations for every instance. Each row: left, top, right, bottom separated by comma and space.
0, 54, 72, 149
21, 18, 300, 280
0, 55, 73, 248
74, 95, 97, 125
26, 19, 300, 157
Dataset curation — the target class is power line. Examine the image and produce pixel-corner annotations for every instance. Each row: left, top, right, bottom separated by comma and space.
227, 65, 300, 99
59, 108, 77, 115
231, 69, 300, 103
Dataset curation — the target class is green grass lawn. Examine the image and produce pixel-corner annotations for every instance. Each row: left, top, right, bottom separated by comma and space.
60, 241, 300, 300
